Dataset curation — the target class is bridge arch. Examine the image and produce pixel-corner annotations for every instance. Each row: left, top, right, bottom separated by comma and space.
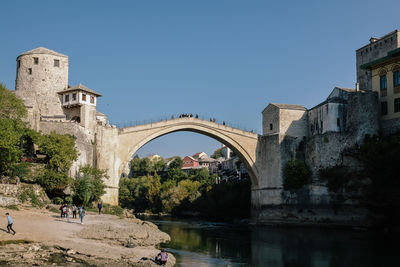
116, 118, 260, 187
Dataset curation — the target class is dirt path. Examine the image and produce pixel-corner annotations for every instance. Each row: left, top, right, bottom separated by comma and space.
0, 206, 175, 266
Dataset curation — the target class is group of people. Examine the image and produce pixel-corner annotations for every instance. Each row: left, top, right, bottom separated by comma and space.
59, 204, 86, 224
178, 113, 198, 118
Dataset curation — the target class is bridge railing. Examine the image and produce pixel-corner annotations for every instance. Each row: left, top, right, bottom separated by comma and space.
109, 113, 259, 134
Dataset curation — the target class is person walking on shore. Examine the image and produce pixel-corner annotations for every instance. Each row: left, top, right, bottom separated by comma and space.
72, 205, 77, 219
59, 204, 64, 218
79, 205, 85, 224
66, 205, 71, 223
5, 213, 16, 235
97, 202, 102, 215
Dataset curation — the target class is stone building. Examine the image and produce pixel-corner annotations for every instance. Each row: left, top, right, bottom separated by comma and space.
58, 84, 102, 133
308, 87, 354, 135
360, 44, 400, 134
14, 47, 106, 181
356, 30, 400, 91
262, 103, 308, 139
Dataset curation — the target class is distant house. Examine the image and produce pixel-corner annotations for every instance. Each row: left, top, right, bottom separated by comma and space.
198, 156, 219, 173
182, 156, 199, 168
192, 152, 208, 160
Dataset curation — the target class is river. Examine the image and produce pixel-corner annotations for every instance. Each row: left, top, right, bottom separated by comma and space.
140, 216, 397, 267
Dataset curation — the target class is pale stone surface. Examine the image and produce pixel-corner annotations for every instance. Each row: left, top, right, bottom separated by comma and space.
15, 48, 68, 131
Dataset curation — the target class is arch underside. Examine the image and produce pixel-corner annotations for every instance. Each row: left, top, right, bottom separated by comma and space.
119, 123, 259, 187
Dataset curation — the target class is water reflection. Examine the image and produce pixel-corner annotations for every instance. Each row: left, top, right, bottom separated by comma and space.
144, 217, 396, 267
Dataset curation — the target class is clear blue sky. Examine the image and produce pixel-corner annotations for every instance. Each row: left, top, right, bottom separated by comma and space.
0, 1, 398, 158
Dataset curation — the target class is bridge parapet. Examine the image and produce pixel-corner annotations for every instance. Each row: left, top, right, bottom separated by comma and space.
118, 117, 259, 139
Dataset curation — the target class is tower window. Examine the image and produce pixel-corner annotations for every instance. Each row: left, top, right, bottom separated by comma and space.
72, 93, 77, 101
82, 94, 86, 101
337, 118, 340, 127
395, 98, 400, 113
33, 57, 39, 64
90, 96, 95, 104
381, 101, 388, 115
28, 68, 32, 75
54, 59, 60, 67
269, 123, 273, 131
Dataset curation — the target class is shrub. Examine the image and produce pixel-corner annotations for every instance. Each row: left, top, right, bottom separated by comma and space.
65, 196, 73, 204
109, 205, 124, 217
6, 205, 19, 211
52, 197, 64, 205
283, 159, 311, 191
9, 162, 30, 178
36, 169, 72, 198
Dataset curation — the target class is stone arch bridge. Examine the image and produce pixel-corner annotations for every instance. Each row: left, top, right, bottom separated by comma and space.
95, 117, 284, 207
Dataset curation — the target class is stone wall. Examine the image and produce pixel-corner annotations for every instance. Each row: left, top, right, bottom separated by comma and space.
279, 109, 308, 138
262, 105, 279, 135
39, 121, 95, 178
381, 117, 400, 135
0, 183, 49, 206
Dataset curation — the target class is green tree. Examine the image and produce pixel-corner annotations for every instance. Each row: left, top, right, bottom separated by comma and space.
0, 83, 28, 176
166, 168, 187, 182
119, 176, 149, 211
0, 83, 27, 119
36, 132, 78, 172
0, 119, 25, 175
283, 159, 311, 191
139, 158, 152, 176
348, 134, 400, 226
36, 169, 72, 197
73, 165, 108, 205
189, 167, 211, 184
160, 179, 201, 213
152, 157, 166, 173
147, 173, 162, 211
130, 155, 141, 177
169, 157, 183, 169
210, 149, 223, 159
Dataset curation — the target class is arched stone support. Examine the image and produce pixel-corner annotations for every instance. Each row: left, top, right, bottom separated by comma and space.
96, 117, 261, 204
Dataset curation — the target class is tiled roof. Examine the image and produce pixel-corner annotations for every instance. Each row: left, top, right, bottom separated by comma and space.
269, 103, 307, 110
19, 47, 67, 58
57, 83, 102, 96
334, 87, 355, 93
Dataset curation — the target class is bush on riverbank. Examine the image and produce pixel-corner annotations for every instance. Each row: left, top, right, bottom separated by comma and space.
119, 157, 251, 219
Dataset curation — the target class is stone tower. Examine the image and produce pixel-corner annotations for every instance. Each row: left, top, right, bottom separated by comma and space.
15, 47, 69, 130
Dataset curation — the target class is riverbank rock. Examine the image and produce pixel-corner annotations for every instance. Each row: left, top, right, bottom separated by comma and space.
78, 217, 170, 247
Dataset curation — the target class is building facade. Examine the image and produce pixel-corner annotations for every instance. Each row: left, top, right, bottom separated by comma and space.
356, 30, 400, 91
361, 47, 400, 133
